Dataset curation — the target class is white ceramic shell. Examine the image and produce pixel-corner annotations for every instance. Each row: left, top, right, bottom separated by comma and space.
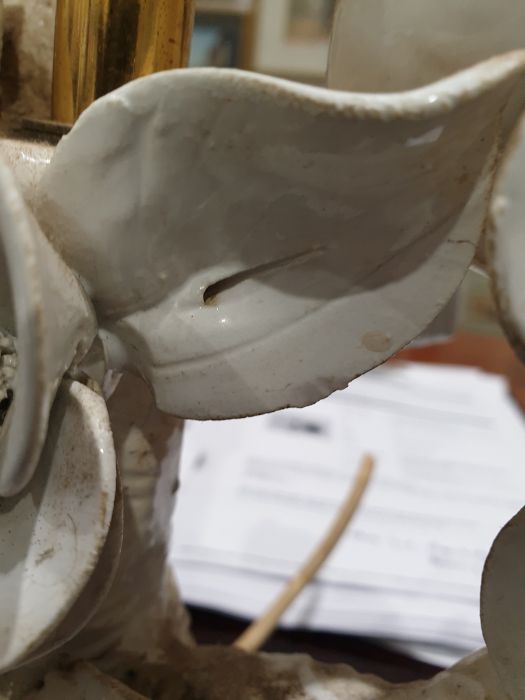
0, 158, 97, 496
481, 506, 525, 700
37, 57, 525, 419
328, 0, 525, 311
23, 471, 124, 667
67, 373, 187, 661
0, 379, 116, 673
0, 138, 54, 209
488, 112, 525, 360
0, 0, 524, 695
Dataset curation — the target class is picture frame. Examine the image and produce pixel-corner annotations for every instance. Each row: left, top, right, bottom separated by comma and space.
191, 1, 256, 69
253, 0, 336, 81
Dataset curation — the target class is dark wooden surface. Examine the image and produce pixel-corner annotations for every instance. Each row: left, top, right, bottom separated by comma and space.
187, 332, 525, 683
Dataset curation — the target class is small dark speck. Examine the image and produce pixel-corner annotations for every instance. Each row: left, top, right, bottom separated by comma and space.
35, 547, 55, 565
192, 453, 207, 470
0, 389, 13, 426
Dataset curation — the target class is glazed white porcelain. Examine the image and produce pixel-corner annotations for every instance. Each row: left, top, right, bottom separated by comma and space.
488, 111, 525, 361
37, 56, 525, 420
0, 157, 96, 496
328, 0, 525, 308
68, 373, 187, 661
0, 138, 54, 208
0, 379, 116, 673
481, 506, 525, 700
24, 470, 124, 668
0, 0, 524, 696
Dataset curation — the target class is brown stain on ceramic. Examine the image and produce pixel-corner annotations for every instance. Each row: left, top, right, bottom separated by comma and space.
361, 331, 392, 353
35, 547, 55, 566
99, 490, 108, 528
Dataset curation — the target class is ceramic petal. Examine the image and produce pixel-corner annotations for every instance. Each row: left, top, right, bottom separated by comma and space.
67, 372, 185, 660
328, 0, 525, 282
0, 379, 117, 673
0, 157, 96, 496
37, 60, 525, 418
481, 507, 525, 700
23, 469, 123, 667
488, 112, 525, 360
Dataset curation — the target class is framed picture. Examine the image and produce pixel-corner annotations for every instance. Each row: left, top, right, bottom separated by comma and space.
190, 2, 256, 69
190, 13, 242, 67
253, 0, 336, 81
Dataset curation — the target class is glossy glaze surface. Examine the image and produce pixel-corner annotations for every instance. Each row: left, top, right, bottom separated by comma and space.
38, 57, 525, 418
0, 380, 116, 673
0, 0, 524, 695
489, 112, 525, 360
0, 158, 96, 496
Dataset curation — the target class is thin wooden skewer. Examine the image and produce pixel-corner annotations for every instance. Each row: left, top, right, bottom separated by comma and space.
234, 453, 375, 653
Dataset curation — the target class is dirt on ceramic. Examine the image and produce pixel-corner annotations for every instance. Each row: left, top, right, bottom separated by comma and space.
36, 53, 525, 421
0, 380, 116, 673
0, 0, 525, 698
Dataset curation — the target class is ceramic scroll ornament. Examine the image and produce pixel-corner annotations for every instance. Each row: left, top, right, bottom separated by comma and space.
0, 0, 525, 697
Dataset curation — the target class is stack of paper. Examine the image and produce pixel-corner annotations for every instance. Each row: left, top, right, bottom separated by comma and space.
170, 362, 525, 665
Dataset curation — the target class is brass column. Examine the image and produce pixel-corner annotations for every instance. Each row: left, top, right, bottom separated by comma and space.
52, 0, 195, 123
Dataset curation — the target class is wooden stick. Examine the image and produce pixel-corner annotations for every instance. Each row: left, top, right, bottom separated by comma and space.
234, 453, 375, 653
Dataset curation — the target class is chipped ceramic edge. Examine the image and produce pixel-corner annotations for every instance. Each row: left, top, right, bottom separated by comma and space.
0, 156, 97, 496
67, 52, 525, 127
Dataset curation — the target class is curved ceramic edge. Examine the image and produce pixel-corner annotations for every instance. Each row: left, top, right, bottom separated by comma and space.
327, 0, 525, 283
22, 470, 124, 667
38, 55, 525, 314
0, 156, 97, 496
0, 138, 55, 209
487, 111, 525, 361
0, 379, 117, 673
65, 372, 184, 661
50, 53, 525, 132
480, 507, 525, 700
38, 57, 525, 419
